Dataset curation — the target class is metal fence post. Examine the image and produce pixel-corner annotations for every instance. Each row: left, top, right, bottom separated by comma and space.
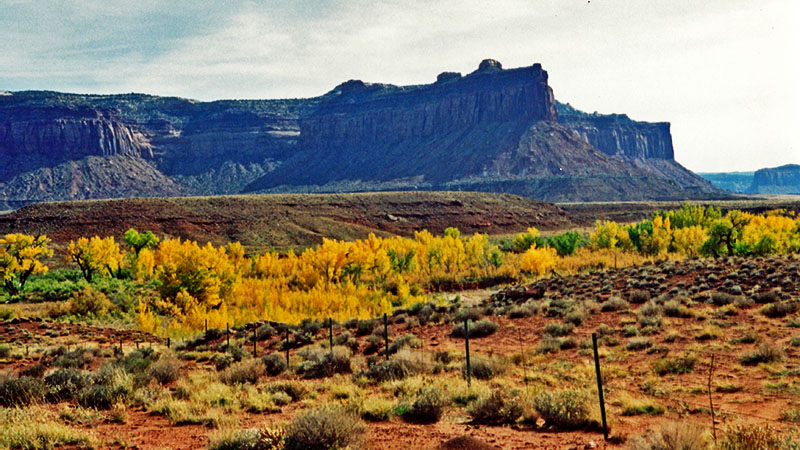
592, 333, 609, 440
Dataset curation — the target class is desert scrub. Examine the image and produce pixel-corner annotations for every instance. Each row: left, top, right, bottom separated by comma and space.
265, 380, 308, 402
601, 296, 628, 312
208, 426, 285, 450
362, 350, 427, 382
240, 386, 281, 413
694, 325, 722, 341
149, 355, 182, 384
637, 302, 663, 328
740, 342, 784, 366
719, 423, 796, 450
359, 397, 395, 422
0, 374, 45, 406
219, 359, 264, 385
760, 301, 798, 318
261, 353, 288, 376
388, 333, 422, 354
626, 337, 652, 351
283, 404, 364, 450
614, 392, 664, 416
76, 365, 133, 410
0, 406, 99, 450
397, 386, 447, 423
780, 408, 800, 423
467, 390, 523, 424
626, 421, 707, 450
463, 355, 506, 380
451, 319, 499, 338
532, 389, 597, 430
295, 346, 352, 378
653, 354, 696, 375
544, 322, 574, 337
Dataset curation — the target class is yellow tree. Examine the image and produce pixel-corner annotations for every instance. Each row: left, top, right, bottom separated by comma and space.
0, 233, 52, 295
672, 225, 707, 256
66, 236, 125, 282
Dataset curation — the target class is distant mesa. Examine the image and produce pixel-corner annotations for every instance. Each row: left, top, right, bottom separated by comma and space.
436, 72, 462, 83
0, 58, 727, 208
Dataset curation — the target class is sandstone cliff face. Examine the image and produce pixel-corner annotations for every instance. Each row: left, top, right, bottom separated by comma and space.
747, 164, 800, 194
0, 105, 152, 179
556, 102, 673, 160
1, 60, 725, 204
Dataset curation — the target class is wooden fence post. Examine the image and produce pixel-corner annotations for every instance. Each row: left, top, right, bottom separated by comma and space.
464, 319, 471, 387
592, 333, 609, 440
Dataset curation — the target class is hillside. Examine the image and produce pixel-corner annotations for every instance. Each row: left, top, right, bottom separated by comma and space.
748, 164, 800, 194
1, 60, 725, 204
0, 191, 573, 248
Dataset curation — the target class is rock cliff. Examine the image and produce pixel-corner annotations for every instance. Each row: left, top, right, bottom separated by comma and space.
556, 102, 673, 160
747, 164, 800, 194
0, 60, 724, 205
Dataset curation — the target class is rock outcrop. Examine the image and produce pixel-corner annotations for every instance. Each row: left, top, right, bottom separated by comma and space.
0, 60, 725, 205
747, 164, 800, 194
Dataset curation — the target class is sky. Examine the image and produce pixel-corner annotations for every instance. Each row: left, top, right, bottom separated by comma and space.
1, 0, 798, 172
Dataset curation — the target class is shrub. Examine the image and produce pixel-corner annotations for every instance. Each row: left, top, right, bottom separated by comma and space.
719, 424, 791, 450
53, 348, 93, 369
68, 287, 114, 317
653, 354, 696, 375
663, 300, 691, 318
740, 342, 784, 366
601, 296, 628, 312
388, 333, 422, 354
0, 374, 45, 406
398, 386, 447, 423
626, 422, 708, 450
44, 368, 88, 402
360, 397, 395, 422
295, 346, 352, 378
536, 336, 561, 354
265, 381, 308, 402
761, 302, 797, 318
754, 290, 781, 304
255, 323, 276, 341
451, 319, 499, 338
76, 368, 131, 410
544, 322, 574, 337
363, 354, 425, 382
219, 359, 264, 385
626, 337, 652, 351
532, 390, 595, 430
262, 353, 288, 376
467, 391, 523, 424
509, 305, 534, 318
148, 357, 181, 385
463, 355, 505, 380
637, 302, 663, 328
208, 426, 285, 450
283, 404, 364, 450
355, 319, 377, 336
780, 408, 800, 423
629, 290, 651, 304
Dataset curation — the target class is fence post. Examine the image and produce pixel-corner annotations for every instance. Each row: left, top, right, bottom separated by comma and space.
329, 318, 334, 352
383, 313, 389, 361
285, 326, 290, 365
205, 319, 208, 335
226, 323, 230, 348
252, 326, 257, 358
464, 319, 471, 387
518, 328, 528, 391
167, 337, 170, 349
119, 338, 123, 355
592, 333, 609, 440
708, 354, 717, 446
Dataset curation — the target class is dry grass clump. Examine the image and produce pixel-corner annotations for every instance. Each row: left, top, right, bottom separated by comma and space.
219, 359, 264, 385
719, 423, 796, 450
451, 319, 499, 338
283, 404, 364, 450
626, 421, 707, 450
398, 386, 447, 423
208, 426, 285, 450
295, 346, 352, 378
740, 342, 784, 366
532, 389, 597, 430
467, 390, 523, 424
653, 354, 696, 375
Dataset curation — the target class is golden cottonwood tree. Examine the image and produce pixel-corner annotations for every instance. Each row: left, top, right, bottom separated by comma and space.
0, 233, 52, 295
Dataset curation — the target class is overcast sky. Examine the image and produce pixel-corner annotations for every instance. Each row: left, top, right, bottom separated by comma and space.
1, 0, 798, 172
